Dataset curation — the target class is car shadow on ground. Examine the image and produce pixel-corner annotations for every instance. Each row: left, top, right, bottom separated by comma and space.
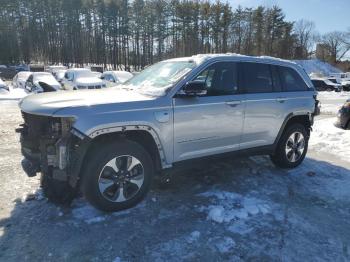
1, 155, 350, 261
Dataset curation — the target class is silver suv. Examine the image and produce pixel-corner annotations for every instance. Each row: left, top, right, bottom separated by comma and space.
18, 54, 317, 211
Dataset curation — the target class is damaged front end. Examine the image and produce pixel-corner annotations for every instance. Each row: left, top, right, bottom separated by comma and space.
17, 112, 89, 187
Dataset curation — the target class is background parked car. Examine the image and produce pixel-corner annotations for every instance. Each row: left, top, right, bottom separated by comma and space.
101, 71, 133, 86
29, 64, 45, 72
25, 72, 61, 93
61, 68, 106, 90
52, 69, 67, 83
337, 99, 350, 129
45, 65, 67, 73
0, 78, 9, 91
12, 71, 32, 89
0, 67, 17, 80
341, 80, 350, 91
311, 78, 342, 92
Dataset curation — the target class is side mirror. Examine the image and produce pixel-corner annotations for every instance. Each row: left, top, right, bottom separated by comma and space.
182, 81, 207, 96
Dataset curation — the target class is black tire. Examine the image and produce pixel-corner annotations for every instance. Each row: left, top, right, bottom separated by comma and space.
41, 172, 77, 205
270, 123, 309, 169
346, 120, 350, 130
81, 139, 154, 212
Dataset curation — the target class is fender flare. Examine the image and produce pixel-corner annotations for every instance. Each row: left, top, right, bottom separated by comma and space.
273, 112, 313, 150
68, 125, 170, 187
88, 124, 170, 168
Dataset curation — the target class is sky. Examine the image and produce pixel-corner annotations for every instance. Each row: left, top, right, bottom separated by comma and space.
229, 0, 349, 34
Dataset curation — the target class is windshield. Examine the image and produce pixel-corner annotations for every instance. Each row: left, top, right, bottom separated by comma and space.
123, 60, 196, 96
18, 72, 32, 80
76, 70, 95, 78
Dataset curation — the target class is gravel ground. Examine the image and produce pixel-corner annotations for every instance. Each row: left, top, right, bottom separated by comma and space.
0, 101, 350, 262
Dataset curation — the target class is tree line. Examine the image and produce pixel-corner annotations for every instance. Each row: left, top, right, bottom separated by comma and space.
0, 0, 349, 70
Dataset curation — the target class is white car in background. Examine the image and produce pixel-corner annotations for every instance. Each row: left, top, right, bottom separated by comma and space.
101, 71, 133, 86
12, 71, 32, 89
45, 65, 67, 73
53, 69, 67, 83
0, 78, 9, 91
25, 72, 62, 93
61, 68, 106, 90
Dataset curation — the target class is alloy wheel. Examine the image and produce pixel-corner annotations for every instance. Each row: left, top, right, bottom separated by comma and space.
285, 131, 305, 163
98, 155, 144, 203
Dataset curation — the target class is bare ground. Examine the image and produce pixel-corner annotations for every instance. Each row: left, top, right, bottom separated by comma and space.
0, 101, 350, 262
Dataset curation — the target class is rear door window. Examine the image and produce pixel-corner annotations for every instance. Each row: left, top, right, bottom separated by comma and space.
271, 65, 282, 92
278, 66, 308, 91
241, 62, 273, 93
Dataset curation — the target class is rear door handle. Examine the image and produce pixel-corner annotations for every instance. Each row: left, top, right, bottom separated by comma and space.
225, 100, 241, 107
276, 97, 287, 103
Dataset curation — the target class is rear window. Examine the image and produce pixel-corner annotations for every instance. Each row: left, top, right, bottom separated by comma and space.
241, 62, 273, 93
278, 66, 308, 92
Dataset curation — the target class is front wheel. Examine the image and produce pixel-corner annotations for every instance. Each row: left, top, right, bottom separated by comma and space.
270, 123, 309, 168
82, 140, 154, 212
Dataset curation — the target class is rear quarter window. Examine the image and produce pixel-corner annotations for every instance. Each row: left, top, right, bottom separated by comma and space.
278, 66, 309, 92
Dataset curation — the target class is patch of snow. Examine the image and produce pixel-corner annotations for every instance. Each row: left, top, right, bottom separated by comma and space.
113, 257, 121, 262
71, 200, 106, 224
310, 117, 350, 162
317, 91, 350, 100
85, 216, 106, 224
320, 103, 341, 115
186, 231, 201, 244
213, 237, 236, 253
198, 191, 271, 223
207, 206, 225, 223
228, 220, 253, 235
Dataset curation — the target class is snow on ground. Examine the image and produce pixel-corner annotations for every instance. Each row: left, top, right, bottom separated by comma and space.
310, 117, 350, 162
294, 59, 342, 75
198, 191, 271, 223
317, 91, 350, 115
320, 103, 341, 115
317, 91, 350, 100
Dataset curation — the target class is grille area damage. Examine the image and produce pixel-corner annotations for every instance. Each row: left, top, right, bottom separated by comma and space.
18, 112, 80, 184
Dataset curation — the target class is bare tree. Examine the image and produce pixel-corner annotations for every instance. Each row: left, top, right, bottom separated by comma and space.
322, 31, 350, 63
294, 19, 316, 59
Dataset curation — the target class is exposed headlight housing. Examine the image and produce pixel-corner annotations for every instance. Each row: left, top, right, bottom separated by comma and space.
50, 117, 76, 136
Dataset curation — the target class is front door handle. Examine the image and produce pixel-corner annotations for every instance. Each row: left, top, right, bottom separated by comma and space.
276, 97, 287, 103
225, 100, 241, 107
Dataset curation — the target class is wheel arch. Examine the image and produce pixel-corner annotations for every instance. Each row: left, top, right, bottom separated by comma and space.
273, 113, 312, 150
70, 126, 167, 187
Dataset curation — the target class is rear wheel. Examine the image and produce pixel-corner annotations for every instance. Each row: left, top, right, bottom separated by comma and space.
270, 123, 309, 168
82, 139, 153, 212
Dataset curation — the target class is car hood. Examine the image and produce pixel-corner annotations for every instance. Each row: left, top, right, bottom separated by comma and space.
19, 88, 155, 116
75, 77, 104, 85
